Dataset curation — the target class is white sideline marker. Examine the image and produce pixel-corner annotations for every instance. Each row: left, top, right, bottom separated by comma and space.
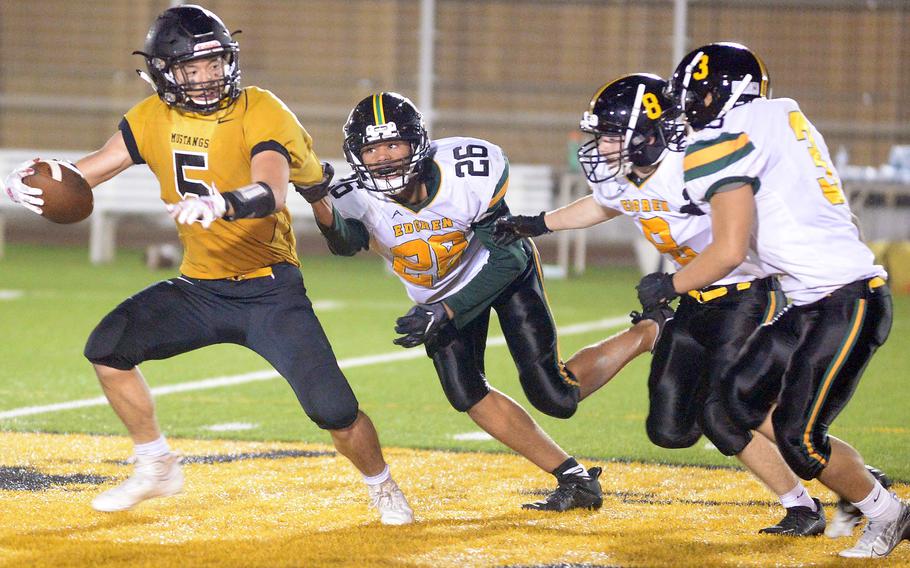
204, 422, 258, 432
452, 432, 494, 441
0, 316, 630, 420
0, 290, 24, 301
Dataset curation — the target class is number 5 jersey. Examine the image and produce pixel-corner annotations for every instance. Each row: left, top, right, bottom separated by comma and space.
120, 87, 324, 278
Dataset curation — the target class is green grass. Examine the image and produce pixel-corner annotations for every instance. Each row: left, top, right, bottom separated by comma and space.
1, 243, 908, 479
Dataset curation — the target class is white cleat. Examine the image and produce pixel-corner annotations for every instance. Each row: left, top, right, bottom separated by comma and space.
839, 500, 910, 558
91, 452, 184, 512
368, 477, 414, 525
826, 501, 864, 539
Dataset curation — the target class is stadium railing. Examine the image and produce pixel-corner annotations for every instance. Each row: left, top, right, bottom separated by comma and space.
0, 150, 554, 263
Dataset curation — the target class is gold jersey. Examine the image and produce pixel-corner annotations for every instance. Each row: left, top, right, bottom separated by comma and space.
120, 86, 323, 279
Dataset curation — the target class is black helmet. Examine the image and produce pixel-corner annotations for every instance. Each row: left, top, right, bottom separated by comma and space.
669, 42, 769, 130
343, 92, 432, 194
577, 73, 684, 185
134, 5, 241, 114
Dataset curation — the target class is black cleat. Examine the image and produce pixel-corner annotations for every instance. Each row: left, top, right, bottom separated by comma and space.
759, 498, 826, 536
630, 304, 675, 352
826, 465, 894, 538
522, 466, 603, 512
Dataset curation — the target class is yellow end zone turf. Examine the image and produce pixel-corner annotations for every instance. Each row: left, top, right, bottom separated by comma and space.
0, 432, 907, 567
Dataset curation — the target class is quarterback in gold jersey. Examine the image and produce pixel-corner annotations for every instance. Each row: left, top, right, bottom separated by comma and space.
1, 4, 413, 524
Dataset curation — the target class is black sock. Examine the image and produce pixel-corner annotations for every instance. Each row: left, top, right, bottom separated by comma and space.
552, 457, 589, 479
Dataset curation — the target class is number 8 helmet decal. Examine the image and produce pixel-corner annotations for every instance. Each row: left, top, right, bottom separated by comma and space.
577, 73, 684, 187
343, 92, 432, 194
669, 42, 770, 130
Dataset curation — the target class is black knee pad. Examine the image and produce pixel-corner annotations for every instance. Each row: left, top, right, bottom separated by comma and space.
646, 415, 702, 449
84, 311, 135, 370
772, 411, 826, 480
699, 399, 753, 456
522, 367, 579, 419
312, 404, 359, 431
443, 375, 490, 412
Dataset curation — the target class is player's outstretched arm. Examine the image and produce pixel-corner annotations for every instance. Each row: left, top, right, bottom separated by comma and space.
493, 195, 619, 246
76, 131, 135, 188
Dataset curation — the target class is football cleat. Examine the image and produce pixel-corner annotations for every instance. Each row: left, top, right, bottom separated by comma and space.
368, 477, 414, 525
826, 465, 893, 538
630, 303, 675, 352
759, 498, 826, 536
522, 466, 603, 512
91, 452, 183, 512
839, 500, 910, 558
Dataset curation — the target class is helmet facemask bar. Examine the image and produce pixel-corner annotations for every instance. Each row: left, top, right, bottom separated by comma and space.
344, 122, 431, 194
167, 51, 240, 114
577, 118, 630, 185
577, 84, 647, 186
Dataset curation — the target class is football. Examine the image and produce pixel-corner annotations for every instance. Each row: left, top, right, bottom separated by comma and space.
23, 159, 93, 224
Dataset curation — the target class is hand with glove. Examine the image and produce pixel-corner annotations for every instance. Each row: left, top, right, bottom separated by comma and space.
3, 158, 45, 215
295, 162, 335, 203
492, 212, 551, 246
636, 272, 679, 310
393, 302, 450, 348
166, 191, 227, 229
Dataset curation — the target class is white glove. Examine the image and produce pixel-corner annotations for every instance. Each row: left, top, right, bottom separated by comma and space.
166, 192, 227, 230
3, 158, 44, 215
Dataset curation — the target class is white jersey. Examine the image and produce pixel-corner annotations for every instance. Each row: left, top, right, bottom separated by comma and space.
590, 150, 764, 285
330, 136, 510, 304
683, 98, 885, 305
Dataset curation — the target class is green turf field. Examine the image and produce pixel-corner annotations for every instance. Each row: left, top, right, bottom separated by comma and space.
1, 243, 908, 479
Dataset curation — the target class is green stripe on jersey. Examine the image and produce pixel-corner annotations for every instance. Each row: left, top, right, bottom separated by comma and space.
684, 143, 755, 182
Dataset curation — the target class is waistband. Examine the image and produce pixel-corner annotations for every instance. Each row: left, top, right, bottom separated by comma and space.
686, 276, 776, 304
224, 266, 274, 281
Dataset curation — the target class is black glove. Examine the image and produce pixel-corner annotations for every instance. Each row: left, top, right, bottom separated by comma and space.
294, 162, 335, 203
636, 272, 678, 310
492, 212, 550, 246
393, 302, 449, 348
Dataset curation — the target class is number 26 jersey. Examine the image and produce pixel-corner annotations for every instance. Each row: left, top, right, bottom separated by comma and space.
330, 137, 510, 304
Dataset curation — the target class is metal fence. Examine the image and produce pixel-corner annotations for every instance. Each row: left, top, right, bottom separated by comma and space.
1, 0, 907, 170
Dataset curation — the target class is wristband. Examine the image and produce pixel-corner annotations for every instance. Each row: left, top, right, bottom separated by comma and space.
222, 182, 276, 220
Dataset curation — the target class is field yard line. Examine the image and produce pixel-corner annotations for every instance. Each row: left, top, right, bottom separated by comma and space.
0, 315, 630, 420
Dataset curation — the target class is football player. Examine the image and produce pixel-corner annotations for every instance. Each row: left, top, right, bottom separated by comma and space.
300, 92, 603, 512
1, 5, 413, 525
493, 73, 832, 536
638, 42, 906, 558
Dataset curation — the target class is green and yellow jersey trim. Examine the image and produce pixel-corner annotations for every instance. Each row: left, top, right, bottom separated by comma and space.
684, 132, 754, 182
486, 161, 511, 210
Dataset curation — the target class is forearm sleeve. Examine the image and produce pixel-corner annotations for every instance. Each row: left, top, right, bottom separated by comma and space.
446, 211, 530, 329
318, 207, 370, 256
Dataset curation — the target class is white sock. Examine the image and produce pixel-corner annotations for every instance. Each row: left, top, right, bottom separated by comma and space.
853, 480, 901, 523
133, 436, 170, 458
363, 464, 391, 486
779, 483, 816, 511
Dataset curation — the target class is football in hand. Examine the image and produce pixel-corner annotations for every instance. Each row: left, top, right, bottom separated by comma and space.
23, 160, 93, 224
